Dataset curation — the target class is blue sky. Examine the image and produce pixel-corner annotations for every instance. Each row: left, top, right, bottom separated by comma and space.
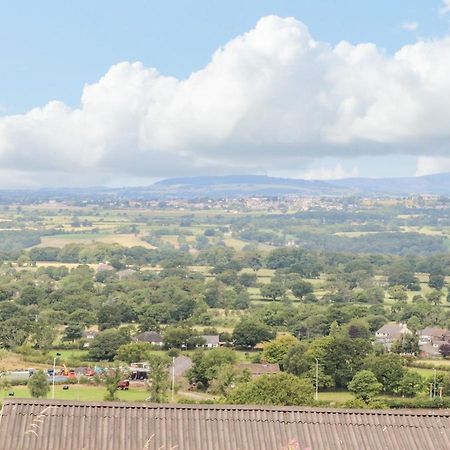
1, 1, 450, 186
1, 0, 447, 113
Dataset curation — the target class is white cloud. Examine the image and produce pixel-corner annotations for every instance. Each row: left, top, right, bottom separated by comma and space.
2, 15, 450, 186
301, 164, 359, 180
416, 156, 450, 176
441, 0, 450, 15
401, 21, 419, 31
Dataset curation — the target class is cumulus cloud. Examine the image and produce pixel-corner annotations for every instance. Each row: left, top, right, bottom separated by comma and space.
2, 15, 450, 186
401, 22, 419, 31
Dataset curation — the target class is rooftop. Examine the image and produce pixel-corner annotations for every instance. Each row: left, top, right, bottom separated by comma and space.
1, 399, 449, 450
133, 331, 163, 343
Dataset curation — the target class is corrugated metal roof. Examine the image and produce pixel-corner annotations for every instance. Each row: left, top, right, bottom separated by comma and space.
1, 399, 450, 450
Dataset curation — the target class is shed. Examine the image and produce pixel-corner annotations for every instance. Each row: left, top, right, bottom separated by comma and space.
1, 399, 450, 450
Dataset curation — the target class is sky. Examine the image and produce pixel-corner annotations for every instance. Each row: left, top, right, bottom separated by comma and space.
1, 0, 450, 187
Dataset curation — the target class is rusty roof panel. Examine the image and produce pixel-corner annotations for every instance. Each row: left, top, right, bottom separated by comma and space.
1, 399, 450, 450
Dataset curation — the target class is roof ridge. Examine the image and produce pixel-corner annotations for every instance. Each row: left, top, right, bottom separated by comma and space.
3, 399, 450, 417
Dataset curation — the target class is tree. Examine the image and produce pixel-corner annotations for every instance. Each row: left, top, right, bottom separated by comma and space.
347, 370, 382, 403
290, 280, 314, 300
188, 347, 237, 388
239, 272, 257, 287
0, 317, 33, 349
387, 285, 408, 303
429, 273, 445, 290
28, 370, 50, 398
439, 342, 450, 358
208, 365, 244, 396
232, 318, 275, 348
397, 372, 425, 397
426, 289, 443, 306
232, 289, 250, 310
362, 353, 406, 394
227, 373, 314, 406
30, 323, 56, 351
163, 326, 204, 350
115, 342, 154, 364
391, 334, 420, 355
63, 323, 83, 342
387, 264, 420, 290
88, 329, 130, 361
261, 335, 298, 365
146, 354, 170, 402
283, 342, 310, 377
305, 333, 372, 388
260, 282, 286, 301
103, 367, 123, 401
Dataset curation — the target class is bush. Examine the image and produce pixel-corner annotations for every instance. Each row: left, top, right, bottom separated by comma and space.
385, 396, 450, 409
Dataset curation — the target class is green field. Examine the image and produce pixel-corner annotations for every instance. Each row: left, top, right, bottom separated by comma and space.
2, 384, 151, 402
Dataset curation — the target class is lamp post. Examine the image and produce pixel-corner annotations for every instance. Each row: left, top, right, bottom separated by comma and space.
52, 352, 61, 400
315, 358, 319, 401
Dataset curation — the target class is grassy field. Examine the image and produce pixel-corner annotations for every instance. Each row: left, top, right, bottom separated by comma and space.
413, 359, 450, 367
2, 384, 150, 402
317, 391, 353, 403
38, 234, 154, 249
408, 367, 444, 377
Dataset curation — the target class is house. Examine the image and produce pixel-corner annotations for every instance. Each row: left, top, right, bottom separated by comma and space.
236, 363, 280, 377
133, 331, 163, 346
417, 327, 450, 357
418, 327, 449, 344
198, 335, 220, 348
1, 398, 450, 450
375, 322, 412, 350
80, 330, 98, 348
81, 330, 98, 340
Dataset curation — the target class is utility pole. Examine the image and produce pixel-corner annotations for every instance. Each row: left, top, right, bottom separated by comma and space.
315, 358, 319, 401
52, 352, 61, 400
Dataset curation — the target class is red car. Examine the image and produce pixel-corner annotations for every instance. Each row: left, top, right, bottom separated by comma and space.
117, 380, 130, 390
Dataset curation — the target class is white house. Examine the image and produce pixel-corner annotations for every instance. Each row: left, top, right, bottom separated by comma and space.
198, 335, 220, 348
375, 323, 412, 350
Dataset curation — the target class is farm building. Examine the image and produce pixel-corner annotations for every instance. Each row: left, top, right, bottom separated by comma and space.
133, 331, 164, 346
1, 399, 449, 450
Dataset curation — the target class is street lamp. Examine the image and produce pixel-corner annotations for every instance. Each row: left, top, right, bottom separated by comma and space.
52, 352, 61, 400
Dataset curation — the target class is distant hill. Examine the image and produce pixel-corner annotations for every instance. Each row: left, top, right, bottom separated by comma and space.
329, 173, 450, 195
1, 173, 450, 201
152, 173, 450, 197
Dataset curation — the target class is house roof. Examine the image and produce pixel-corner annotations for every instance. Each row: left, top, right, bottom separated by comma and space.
133, 331, 163, 343
201, 334, 219, 345
419, 327, 448, 337
1, 399, 450, 450
237, 363, 281, 376
376, 323, 409, 337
